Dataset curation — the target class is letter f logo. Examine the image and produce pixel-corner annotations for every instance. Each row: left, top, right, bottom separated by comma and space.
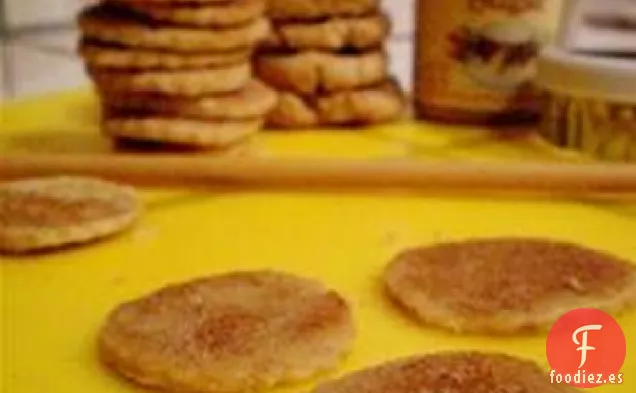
573, 325, 603, 369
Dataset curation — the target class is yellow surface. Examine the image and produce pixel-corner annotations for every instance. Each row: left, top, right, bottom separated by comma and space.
2, 89, 636, 393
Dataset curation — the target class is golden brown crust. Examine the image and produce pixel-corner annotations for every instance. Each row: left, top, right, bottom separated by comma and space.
90, 63, 251, 96
268, 0, 380, 21
115, 0, 267, 27
267, 80, 406, 128
0, 177, 140, 254
263, 14, 391, 51
101, 80, 278, 120
80, 42, 251, 70
255, 50, 388, 95
313, 352, 579, 393
99, 271, 355, 393
79, 4, 270, 52
267, 92, 319, 128
103, 116, 262, 148
384, 238, 636, 334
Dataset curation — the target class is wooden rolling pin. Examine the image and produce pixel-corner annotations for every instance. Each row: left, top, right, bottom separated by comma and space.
1, 154, 636, 194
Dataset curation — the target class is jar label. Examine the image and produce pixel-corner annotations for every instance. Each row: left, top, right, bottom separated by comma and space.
414, 0, 562, 114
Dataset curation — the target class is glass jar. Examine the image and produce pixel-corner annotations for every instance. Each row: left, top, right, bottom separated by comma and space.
413, 0, 563, 125
536, 47, 636, 162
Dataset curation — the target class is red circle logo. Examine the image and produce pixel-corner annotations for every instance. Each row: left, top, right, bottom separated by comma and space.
546, 309, 626, 388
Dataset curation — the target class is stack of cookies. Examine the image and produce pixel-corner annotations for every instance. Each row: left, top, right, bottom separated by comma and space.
78, 0, 276, 149
256, 0, 406, 129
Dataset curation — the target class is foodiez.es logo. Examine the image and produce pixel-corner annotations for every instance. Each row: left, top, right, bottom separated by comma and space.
574, 325, 602, 369
546, 309, 627, 388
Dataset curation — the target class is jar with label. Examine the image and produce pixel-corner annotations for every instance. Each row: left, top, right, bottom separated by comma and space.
414, 0, 563, 124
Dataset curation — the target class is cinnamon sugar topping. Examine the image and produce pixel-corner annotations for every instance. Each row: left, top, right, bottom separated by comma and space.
388, 238, 635, 314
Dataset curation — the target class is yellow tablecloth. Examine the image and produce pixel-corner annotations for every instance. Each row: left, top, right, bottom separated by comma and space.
2, 89, 635, 393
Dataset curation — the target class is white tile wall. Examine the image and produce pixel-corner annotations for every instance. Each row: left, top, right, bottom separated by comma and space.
384, 0, 415, 93
383, 0, 415, 38
15, 28, 80, 54
388, 39, 413, 94
1, 45, 6, 100
4, 0, 84, 28
4, 43, 88, 98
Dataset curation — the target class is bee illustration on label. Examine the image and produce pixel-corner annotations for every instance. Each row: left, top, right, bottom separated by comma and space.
448, 20, 540, 91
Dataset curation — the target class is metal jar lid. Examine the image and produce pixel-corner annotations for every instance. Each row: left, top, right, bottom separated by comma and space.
536, 46, 636, 104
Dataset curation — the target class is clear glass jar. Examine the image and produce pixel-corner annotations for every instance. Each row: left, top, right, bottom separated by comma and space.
536, 47, 636, 162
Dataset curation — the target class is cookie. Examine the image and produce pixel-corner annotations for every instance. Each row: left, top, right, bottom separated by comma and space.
268, 0, 380, 21
102, 80, 278, 120
80, 41, 251, 70
313, 352, 579, 393
0, 177, 140, 254
99, 271, 355, 393
264, 14, 390, 51
79, 4, 270, 52
103, 116, 262, 148
90, 63, 251, 96
118, 0, 267, 27
255, 50, 388, 95
267, 80, 405, 128
384, 238, 636, 334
